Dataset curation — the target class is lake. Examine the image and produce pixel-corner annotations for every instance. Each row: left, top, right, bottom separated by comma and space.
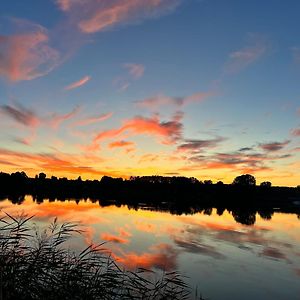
1, 196, 300, 300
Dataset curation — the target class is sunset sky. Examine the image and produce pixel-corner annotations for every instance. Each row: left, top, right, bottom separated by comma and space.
0, 0, 300, 186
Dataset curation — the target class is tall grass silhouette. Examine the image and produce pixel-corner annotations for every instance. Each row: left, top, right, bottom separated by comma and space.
0, 213, 190, 300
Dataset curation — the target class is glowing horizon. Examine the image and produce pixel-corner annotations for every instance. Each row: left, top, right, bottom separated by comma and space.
0, 1, 299, 186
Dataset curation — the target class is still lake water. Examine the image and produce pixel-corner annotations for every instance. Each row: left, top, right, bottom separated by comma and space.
1, 196, 300, 300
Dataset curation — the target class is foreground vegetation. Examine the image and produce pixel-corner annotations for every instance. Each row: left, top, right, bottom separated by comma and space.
0, 214, 190, 300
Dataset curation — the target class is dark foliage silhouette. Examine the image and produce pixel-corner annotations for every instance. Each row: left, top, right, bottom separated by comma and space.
0, 171, 300, 226
232, 174, 256, 186
0, 214, 190, 300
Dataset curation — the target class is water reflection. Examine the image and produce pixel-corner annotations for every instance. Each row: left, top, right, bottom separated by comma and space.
1, 196, 300, 300
2, 194, 299, 226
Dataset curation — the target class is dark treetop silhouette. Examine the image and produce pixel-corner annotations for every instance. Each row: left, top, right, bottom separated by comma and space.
0, 171, 300, 226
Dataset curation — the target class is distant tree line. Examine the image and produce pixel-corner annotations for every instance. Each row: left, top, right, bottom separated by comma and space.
1, 171, 300, 226
0, 171, 299, 204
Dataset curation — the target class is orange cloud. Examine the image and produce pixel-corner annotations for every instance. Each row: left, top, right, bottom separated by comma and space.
119, 227, 132, 238
101, 233, 129, 244
92, 112, 183, 149
108, 140, 135, 149
134, 220, 157, 233
113, 243, 178, 271
64, 75, 91, 90
0, 20, 60, 81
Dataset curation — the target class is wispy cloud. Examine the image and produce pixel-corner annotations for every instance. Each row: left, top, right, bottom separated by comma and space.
114, 63, 145, 91
259, 140, 290, 152
72, 112, 113, 127
48, 106, 81, 129
64, 75, 91, 90
63, 0, 182, 34
0, 102, 82, 145
224, 34, 267, 74
123, 63, 145, 79
180, 145, 293, 174
0, 19, 60, 81
135, 92, 213, 109
0, 103, 40, 128
177, 137, 226, 153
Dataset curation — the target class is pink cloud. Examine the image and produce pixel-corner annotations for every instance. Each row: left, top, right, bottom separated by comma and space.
75, 0, 181, 34
224, 34, 267, 74
135, 92, 213, 109
72, 112, 113, 127
56, 0, 72, 11
0, 104, 40, 128
55, 0, 180, 33
259, 140, 290, 152
0, 20, 60, 81
65, 75, 91, 90
123, 63, 145, 79
48, 106, 81, 129
291, 128, 300, 137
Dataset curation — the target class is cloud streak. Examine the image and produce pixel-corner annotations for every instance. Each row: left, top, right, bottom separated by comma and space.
177, 137, 226, 153
123, 63, 145, 79
224, 34, 267, 74
64, 75, 91, 90
135, 92, 213, 109
259, 140, 290, 152
0, 104, 40, 128
72, 112, 113, 127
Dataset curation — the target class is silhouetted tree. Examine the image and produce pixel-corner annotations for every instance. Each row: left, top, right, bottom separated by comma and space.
260, 181, 271, 187
204, 180, 212, 185
38, 172, 46, 180
232, 174, 256, 186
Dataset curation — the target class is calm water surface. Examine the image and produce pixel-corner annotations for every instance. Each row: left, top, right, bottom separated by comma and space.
1, 196, 300, 300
